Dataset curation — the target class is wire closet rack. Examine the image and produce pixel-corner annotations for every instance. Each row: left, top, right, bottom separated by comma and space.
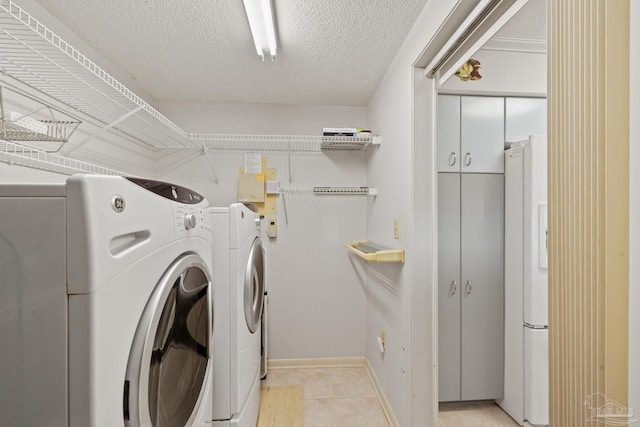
0, 0, 380, 182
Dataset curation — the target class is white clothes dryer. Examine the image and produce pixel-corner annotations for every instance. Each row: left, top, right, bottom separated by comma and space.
0, 175, 214, 427
207, 203, 265, 427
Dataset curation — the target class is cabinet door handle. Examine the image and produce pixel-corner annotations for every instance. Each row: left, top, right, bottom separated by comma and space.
448, 152, 457, 166
449, 280, 457, 296
463, 152, 472, 167
464, 280, 472, 296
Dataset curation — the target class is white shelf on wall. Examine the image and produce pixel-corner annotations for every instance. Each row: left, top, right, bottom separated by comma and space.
190, 134, 380, 152
276, 186, 377, 227
278, 186, 377, 196
0, 141, 126, 176
0, 0, 194, 151
346, 241, 405, 263
312, 186, 377, 196
321, 135, 381, 151
193, 134, 380, 184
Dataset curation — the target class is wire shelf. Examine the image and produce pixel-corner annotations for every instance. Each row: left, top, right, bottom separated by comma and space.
278, 186, 377, 196
0, 1, 381, 175
190, 134, 376, 152
0, 140, 125, 175
0, 0, 193, 150
313, 186, 374, 195
320, 136, 372, 151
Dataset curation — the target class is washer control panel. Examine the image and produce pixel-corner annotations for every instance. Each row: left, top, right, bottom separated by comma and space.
174, 204, 211, 234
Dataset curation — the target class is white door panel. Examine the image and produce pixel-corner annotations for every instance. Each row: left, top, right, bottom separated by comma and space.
461, 97, 505, 173
524, 327, 549, 426
437, 95, 461, 172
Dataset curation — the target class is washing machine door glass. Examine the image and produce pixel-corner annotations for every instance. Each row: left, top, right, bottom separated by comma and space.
124, 253, 212, 427
244, 237, 265, 333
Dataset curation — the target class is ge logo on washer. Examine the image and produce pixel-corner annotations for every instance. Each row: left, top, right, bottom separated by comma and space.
112, 195, 126, 213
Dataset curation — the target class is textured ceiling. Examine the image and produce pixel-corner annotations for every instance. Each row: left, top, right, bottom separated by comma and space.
494, 0, 546, 41
32, 0, 429, 106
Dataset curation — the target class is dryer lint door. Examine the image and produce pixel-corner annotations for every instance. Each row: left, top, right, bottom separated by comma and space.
124, 253, 212, 427
244, 237, 264, 333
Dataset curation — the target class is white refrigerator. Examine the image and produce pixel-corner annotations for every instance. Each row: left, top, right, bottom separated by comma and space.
499, 136, 549, 426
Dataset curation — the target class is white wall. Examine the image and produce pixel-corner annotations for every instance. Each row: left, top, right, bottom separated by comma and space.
439, 49, 546, 96
156, 101, 368, 135
157, 102, 371, 359
365, 1, 459, 425
0, 162, 67, 183
629, 0, 639, 417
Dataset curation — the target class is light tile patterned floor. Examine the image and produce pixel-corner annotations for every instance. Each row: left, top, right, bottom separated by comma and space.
437, 402, 519, 427
260, 366, 390, 427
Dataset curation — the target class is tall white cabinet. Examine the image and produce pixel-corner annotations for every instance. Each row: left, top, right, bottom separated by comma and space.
437, 94, 547, 403
437, 94, 506, 402
438, 173, 505, 401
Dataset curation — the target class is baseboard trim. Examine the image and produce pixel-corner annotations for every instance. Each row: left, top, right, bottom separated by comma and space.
365, 359, 400, 427
267, 356, 366, 369
266, 357, 399, 427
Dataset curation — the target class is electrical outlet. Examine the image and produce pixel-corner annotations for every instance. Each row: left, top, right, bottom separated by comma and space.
267, 218, 277, 238
393, 220, 399, 239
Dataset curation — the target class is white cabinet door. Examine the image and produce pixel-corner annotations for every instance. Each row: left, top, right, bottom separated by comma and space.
438, 173, 461, 401
438, 173, 505, 402
506, 97, 547, 144
460, 173, 505, 400
461, 97, 505, 173
436, 95, 461, 172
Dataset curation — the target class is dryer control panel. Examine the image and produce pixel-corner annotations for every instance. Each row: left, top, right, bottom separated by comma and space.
173, 204, 212, 235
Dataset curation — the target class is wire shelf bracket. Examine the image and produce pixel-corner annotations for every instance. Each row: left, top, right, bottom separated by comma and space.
63, 106, 143, 155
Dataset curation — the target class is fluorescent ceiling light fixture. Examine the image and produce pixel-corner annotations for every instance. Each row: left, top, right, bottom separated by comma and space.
243, 0, 278, 61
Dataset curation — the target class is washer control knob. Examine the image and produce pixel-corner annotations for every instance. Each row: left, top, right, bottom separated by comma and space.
184, 214, 197, 230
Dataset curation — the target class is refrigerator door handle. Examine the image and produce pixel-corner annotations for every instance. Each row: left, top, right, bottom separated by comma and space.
448, 280, 457, 296
539, 203, 549, 269
464, 280, 472, 296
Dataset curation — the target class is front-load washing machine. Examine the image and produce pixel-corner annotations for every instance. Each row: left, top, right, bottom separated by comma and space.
207, 203, 265, 427
0, 175, 214, 427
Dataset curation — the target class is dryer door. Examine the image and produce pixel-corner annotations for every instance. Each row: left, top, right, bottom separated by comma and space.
124, 253, 212, 427
244, 237, 265, 333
